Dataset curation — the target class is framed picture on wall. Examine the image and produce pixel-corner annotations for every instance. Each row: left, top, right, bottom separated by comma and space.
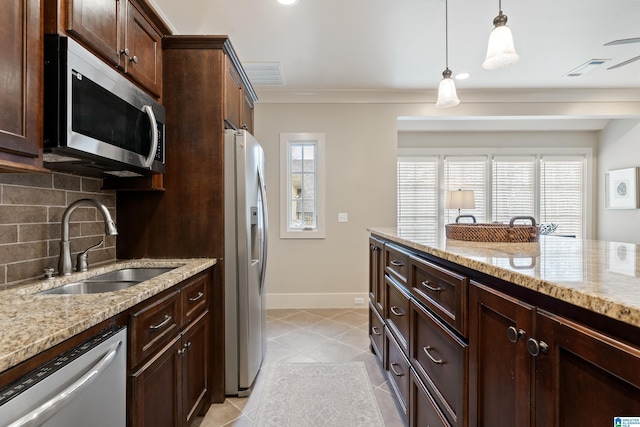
605, 167, 640, 209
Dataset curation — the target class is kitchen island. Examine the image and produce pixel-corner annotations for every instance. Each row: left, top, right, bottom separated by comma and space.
368, 227, 640, 427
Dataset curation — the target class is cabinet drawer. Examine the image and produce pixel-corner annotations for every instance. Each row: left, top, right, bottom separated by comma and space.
410, 300, 467, 427
410, 255, 468, 337
130, 290, 181, 366
180, 272, 209, 324
384, 243, 410, 285
410, 369, 452, 427
369, 302, 384, 363
385, 328, 409, 421
385, 275, 411, 355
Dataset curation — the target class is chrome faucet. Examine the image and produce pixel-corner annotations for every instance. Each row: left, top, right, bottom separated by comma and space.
58, 199, 118, 276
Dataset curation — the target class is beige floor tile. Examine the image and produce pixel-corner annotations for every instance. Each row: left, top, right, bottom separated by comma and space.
304, 318, 354, 338
301, 339, 365, 363
201, 307, 404, 426
332, 310, 369, 327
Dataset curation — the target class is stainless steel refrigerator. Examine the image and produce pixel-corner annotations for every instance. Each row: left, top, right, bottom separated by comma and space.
224, 129, 269, 396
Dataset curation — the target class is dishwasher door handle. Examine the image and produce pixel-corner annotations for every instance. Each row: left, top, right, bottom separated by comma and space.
7, 340, 123, 427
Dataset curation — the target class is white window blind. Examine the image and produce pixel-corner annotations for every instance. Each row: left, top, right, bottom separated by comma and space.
444, 157, 486, 224
492, 157, 535, 223
397, 158, 438, 241
540, 157, 584, 237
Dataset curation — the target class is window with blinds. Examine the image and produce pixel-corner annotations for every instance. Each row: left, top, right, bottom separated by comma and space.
540, 157, 584, 237
397, 158, 438, 241
397, 153, 586, 239
444, 157, 486, 224
492, 157, 535, 223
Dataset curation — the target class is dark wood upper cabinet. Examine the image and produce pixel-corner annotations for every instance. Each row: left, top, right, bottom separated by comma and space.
46, 0, 169, 97
66, 0, 122, 67
0, 0, 46, 172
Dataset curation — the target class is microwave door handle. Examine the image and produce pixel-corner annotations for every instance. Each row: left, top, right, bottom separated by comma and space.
142, 105, 158, 169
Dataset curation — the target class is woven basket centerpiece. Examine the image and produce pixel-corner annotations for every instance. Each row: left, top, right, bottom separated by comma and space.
445, 216, 540, 243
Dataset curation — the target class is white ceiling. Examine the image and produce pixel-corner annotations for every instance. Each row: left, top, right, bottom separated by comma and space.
149, 0, 640, 131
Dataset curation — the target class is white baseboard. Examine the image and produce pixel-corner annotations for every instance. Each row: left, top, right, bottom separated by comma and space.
266, 293, 369, 309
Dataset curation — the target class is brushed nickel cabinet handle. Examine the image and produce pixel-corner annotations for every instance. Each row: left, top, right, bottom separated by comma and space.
527, 338, 549, 357
507, 326, 526, 343
150, 314, 172, 330
188, 291, 204, 302
390, 260, 405, 267
421, 280, 442, 292
390, 306, 404, 316
390, 363, 404, 377
371, 326, 382, 336
423, 346, 444, 364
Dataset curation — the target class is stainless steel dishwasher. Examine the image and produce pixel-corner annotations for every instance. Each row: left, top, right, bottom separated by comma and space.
0, 326, 127, 427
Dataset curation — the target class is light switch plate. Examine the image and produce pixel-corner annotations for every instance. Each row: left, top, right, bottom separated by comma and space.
338, 212, 348, 223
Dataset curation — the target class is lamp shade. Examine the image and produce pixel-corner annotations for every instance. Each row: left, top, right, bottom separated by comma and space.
483, 23, 519, 70
446, 189, 475, 210
435, 71, 460, 108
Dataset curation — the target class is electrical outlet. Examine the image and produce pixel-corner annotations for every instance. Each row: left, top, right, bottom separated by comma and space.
354, 297, 364, 305
338, 212, 348, 223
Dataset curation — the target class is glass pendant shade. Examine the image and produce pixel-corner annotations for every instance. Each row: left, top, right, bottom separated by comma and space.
483, 14, 519, 70
435, 69, 460, 108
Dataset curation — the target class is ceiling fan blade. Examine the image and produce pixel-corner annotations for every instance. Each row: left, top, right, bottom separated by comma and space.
607, 55, 640, 70
604, 37, 640, 46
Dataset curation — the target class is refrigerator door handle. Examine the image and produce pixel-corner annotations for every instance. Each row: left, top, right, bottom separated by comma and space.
257, 166, 268, 293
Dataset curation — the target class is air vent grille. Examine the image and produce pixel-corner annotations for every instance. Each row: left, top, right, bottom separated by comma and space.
244, 62, 286, 86
565, 59, 609, 77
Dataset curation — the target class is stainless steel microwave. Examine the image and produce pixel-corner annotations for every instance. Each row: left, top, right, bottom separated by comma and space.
43, 35, 165, 177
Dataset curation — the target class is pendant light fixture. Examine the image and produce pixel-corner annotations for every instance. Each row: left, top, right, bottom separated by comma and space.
483, 0, 519, 70
435, 0, 460, 108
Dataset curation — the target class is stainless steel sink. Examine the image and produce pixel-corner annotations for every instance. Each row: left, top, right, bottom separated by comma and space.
84, 267, 175, 283
38, 267, 176, 295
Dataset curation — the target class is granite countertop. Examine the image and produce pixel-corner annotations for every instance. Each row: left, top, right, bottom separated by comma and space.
0, 258, 216, 374
369, 227, 640, 329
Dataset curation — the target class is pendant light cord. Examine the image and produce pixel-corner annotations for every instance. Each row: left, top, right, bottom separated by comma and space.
445, 0, 449, 68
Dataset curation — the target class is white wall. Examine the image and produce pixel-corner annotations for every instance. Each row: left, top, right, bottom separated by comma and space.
254, 100, 640, 309
254, 104, 398, 308
597, 119, 640, 243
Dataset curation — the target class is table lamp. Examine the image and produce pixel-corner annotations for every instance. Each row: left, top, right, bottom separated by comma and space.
446, 189, 476, 223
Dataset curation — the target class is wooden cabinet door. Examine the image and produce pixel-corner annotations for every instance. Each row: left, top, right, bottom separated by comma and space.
67, 0, 121, 66
0, 0, 43, 170
123, 0, 162, 97
369, 237, 384, 314
469, 281, 534, 427
130, 335, 181, 427
224, 55, 242, 130
181, 311, 210, 426
534, 309, 640, 427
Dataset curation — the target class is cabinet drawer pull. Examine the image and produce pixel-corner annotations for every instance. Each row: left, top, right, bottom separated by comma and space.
527, 338, 549, 357
423, 346, 444, 365
390, 260, 405, 267
390, 306, 404, 317
390, 363, 404, 377
149, 314, 172, 330
188, 291, 204, 303
371, 326, 382, 336
421, 280, 442, 292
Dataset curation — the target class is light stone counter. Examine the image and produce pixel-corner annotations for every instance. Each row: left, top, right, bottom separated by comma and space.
369, 227, 640, 328
0, 258, 216, 374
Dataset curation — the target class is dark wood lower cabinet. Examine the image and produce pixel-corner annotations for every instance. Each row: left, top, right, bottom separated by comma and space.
182, 311, 210, 426
130, 335, 182, 427
535, 309, 640, 427
469, 281, 534, 427
370, 235, 640, 427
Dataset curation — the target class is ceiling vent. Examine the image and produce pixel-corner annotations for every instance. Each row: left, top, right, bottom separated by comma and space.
564, 59, 609, 77
243, 62, 286, 86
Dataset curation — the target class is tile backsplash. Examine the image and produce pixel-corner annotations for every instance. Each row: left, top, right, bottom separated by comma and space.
0, 172, 116, 287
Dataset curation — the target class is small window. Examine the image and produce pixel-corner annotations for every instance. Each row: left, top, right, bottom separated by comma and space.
280, 133, 325, 238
